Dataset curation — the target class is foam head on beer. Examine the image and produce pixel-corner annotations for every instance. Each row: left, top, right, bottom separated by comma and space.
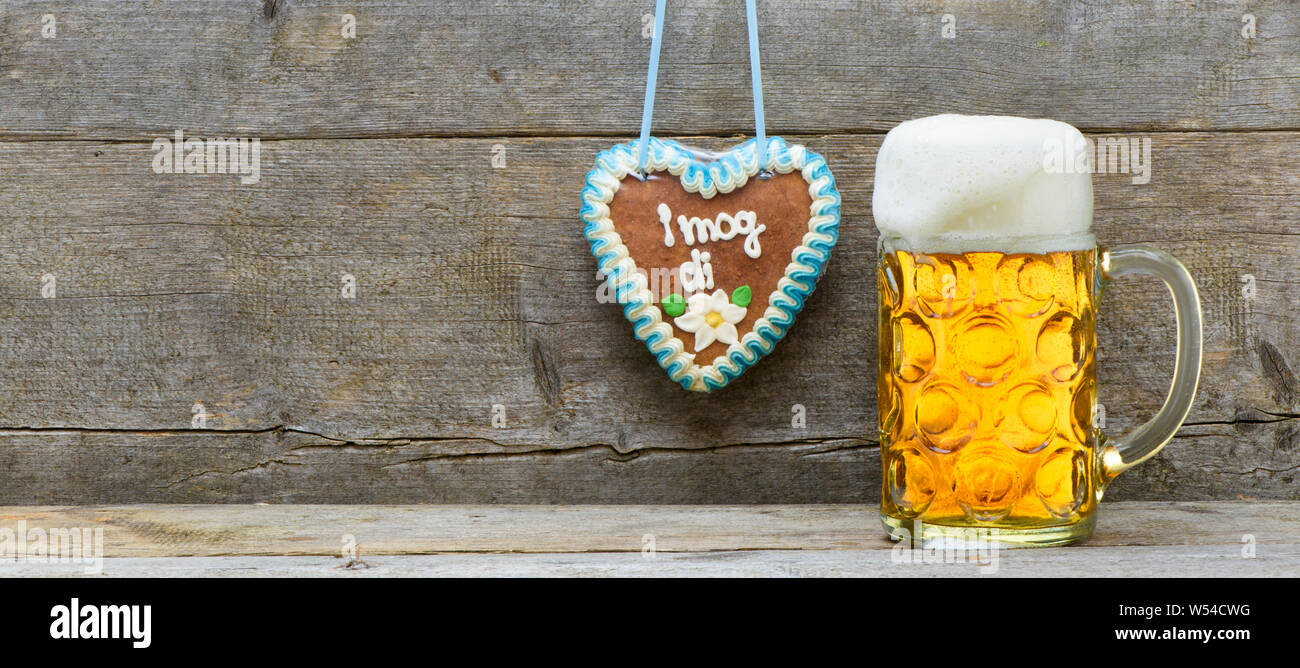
872, 114, 1094, 253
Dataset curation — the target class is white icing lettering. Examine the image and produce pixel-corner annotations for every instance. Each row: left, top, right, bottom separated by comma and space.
678, 215, 710, 247
713, 212, 739, 241
656, 203, 764, 258
680, 249, 714, 292
733, 211, 763, 258
656, 203, 675, 247
744, 222, 766, 259
679, 259, 697, 291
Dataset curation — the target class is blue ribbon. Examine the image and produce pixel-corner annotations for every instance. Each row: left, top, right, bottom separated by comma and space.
636, 0, 667, 174
745, 0, 767, 174
636, 0, 768, 176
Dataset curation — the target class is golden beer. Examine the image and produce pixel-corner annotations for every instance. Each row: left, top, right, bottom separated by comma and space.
872, 114, 1202, 547
878, 241, 1099, 541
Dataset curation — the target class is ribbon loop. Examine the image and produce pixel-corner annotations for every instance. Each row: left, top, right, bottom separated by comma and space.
636, 0, 768, 176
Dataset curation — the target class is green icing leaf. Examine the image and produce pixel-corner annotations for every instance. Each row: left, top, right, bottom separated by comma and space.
731, 285, 752, 307
662, 293, 686, 317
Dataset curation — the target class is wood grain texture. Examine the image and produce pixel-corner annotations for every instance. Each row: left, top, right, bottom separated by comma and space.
0, 132, 1297, 502
2, 503, 1295, 576
1, 502, 1294, 557
0, 1, 1296, 139
0, 1, 1297, 504
7, 547, 1298, 577
0, 132, 1294, 499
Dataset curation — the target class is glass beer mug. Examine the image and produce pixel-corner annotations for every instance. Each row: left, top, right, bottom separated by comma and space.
872, 115, 1203, 546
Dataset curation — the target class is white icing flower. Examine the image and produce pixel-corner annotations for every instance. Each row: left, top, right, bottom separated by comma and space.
674, 289, 746, 353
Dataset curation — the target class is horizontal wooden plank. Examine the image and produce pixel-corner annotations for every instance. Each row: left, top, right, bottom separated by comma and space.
0, 132, 1296, 502
0, 430, 877, 504
0, 504, 882, 557
0, 502, 1294, 559
0, 1, 1296, 139
0, 502, 1295, 578
4, 544, 1298, 577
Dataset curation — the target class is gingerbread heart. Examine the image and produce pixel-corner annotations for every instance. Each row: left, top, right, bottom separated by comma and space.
581, 137, 841, 391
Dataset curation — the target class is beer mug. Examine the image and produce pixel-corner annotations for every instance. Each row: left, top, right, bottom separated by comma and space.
872, 115, 1203, 546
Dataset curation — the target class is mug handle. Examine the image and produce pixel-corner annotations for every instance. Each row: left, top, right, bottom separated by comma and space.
1096, 245, 1204, 486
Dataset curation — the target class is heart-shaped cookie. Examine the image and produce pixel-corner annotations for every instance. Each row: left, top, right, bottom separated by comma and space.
581, 137, 841, 392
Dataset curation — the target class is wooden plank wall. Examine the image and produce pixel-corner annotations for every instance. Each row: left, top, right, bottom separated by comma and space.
0, 1, 1296, 503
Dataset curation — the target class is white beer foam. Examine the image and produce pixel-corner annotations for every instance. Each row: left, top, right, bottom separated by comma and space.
872, 114, 1094, 253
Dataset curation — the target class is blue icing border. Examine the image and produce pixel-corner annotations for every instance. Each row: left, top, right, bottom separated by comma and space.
580, 136, 841, 392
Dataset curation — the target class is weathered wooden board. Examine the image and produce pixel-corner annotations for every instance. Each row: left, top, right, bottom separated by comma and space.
1, 503, 1295, 576
0, 1, 1297, 504
0, 132, 1297, 502
0, 502, 1294, 556
6, 545, 1298, 577
0, 1, 1296, 139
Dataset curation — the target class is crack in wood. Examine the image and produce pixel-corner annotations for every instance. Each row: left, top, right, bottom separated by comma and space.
263, 0, 285, 21
160, 457, 303, 490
